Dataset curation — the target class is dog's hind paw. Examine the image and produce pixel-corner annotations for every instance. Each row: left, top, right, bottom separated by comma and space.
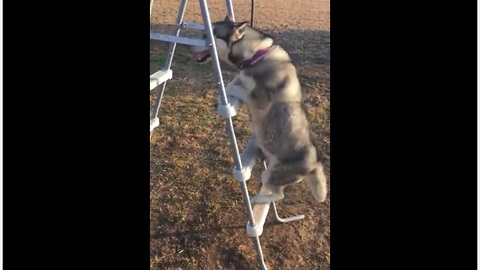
251, 194, 270, 205
251, 193, 283, 205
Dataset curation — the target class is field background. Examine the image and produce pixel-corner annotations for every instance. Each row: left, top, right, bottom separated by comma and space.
150, 0, 330, 269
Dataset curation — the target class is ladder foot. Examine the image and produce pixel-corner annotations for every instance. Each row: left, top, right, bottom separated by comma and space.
150, 117, 160, 132
272, 201, 305, 223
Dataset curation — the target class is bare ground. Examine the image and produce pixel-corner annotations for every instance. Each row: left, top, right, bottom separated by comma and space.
150, 1, 330, 269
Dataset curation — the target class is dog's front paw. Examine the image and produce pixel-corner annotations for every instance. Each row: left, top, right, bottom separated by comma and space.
225, 84, 237, 96
225, 84, 249, 103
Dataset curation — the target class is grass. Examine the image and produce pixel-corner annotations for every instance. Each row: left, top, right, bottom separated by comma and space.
150, 0, 330, 268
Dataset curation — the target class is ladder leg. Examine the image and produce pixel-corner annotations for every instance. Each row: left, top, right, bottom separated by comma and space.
150, 0, 188, 139
252, 237, 268, 270
225, 0, 235, 21
150, 0, 154, 18
199, 0, 267, 268
198, 0, 245, 198
199, 0, 255, 226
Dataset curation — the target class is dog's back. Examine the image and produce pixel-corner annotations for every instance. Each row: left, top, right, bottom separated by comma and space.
243, 46, 327, 203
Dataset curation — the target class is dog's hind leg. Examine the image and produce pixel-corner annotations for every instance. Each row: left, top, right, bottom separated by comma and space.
305, 162, 328, 202
251, 168, 288, 204
251, 162, 306, 204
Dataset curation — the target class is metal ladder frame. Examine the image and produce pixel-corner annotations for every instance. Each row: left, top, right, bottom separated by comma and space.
149, 0, 305, 268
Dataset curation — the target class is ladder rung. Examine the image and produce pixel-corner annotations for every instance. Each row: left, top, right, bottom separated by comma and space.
232, 135, 258, 182
182, 22, 205, 30
247, 185, 271, 237
150, 69, 173, 91
150, 117, 160, 132
150, 32, 207, 47
218, 95, 241, 118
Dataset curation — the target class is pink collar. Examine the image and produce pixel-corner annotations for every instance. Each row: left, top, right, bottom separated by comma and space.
239, 46, 274, 69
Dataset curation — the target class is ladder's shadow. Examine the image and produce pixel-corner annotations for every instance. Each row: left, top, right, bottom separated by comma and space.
150, 22, 330, 65
152, 218, 286, 240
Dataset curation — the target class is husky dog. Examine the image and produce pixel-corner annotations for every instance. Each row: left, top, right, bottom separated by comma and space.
192, 16, 327, 204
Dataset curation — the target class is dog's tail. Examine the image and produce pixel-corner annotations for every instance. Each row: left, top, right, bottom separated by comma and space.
305, 163, 328, 202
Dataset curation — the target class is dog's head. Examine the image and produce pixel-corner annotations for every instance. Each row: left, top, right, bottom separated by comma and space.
191, 16, 249, 65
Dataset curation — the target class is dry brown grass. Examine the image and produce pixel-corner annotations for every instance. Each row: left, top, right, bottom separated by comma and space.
150, 0, 330, 269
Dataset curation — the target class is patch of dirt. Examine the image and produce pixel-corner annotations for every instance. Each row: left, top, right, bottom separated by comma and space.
150, 0, 330, 269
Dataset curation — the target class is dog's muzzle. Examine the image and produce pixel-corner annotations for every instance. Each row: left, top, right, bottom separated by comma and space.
192, 49, 211, 63
191, 34, 212, 63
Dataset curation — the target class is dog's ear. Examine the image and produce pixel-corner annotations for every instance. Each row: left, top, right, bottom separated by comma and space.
224, 15, 234, 22
233, 21, 249, 39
